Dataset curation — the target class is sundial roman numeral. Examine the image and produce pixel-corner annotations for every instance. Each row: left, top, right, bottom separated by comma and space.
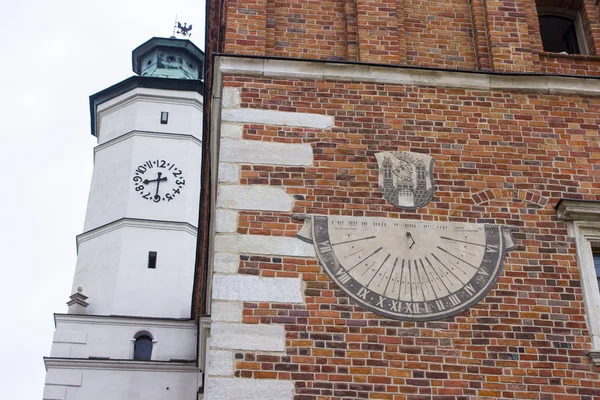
435, 299, 446, 311
335, 268, 352, 284
486, 244, 499, 253
448, 293, 460, 306
357, 287, 370, 300
464, 283, 476, 296
318, 240, 332, 254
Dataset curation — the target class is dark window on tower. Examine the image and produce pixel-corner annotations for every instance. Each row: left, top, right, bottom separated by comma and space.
134, 335, 153, 360
148, 251, 157, 269
538, 8, 587, 54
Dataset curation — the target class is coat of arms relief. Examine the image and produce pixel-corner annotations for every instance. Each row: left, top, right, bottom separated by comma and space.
375, 151, 435, 210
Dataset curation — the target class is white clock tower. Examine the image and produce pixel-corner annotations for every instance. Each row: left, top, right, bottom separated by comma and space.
43, 37, 205, 400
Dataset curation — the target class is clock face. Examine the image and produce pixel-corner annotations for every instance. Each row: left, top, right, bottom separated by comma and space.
297, 215, 516, 321
132, 159, 186, 203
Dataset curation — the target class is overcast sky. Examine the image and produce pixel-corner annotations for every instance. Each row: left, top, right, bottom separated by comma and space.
0, 0, 205, 397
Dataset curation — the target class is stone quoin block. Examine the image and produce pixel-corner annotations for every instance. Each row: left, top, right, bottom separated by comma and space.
218, 162, 239, 183
221, 108, 334, 129
212, 275, 304, 303
216, 185, 294, 211
210, 323, 287, 351
214, 234, 315, 257
211, 301, 243, 322
219, 139, 314, 166
205, 377, 294, 400
207, 350, 234, 376
220, 123, 243, 139
212, 253, 240, 274
215, 209, 237, 233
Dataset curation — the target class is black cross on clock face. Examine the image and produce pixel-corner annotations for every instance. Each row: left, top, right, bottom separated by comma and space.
297, 215, 516, 321
132, 159, 185, 203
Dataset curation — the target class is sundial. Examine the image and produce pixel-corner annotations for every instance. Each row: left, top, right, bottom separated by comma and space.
297, 151, 517, 321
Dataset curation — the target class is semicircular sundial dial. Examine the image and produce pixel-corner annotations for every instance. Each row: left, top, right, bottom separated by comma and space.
297, 151, 517, 321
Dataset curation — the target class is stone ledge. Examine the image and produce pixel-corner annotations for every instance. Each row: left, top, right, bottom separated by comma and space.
217, 55, 600, 96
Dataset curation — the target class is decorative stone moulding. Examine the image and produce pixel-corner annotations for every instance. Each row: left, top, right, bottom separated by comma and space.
556, 199, 600, 366
556, 199, 600, 221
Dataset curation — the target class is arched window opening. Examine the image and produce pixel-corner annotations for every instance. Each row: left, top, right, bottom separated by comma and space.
133, 335, 153, 361
537, 5, 588, 55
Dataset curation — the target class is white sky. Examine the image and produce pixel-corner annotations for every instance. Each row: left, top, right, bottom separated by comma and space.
0, 0, 205, 397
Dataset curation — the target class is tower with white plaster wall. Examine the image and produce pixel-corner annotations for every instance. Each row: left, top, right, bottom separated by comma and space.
43, 37, 206, 400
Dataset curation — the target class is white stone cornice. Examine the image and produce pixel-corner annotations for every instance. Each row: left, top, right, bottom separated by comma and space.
54, 313, 196, 329
216, 56, 600, 96
94, 130, 202, 154
76, 218, 197, 250
556, 200, 600, 221
97, 87, 203, 115
44, 357, 199, 372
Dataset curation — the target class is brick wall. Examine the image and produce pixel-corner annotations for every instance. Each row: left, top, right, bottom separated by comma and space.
204, 0, 600, 397
204, 73, 600, 399
404, 0, 477, 70
219, 0, 600, 77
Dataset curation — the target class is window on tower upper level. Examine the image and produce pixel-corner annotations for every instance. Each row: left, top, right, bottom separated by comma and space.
537, 4, 589, 55
133, 335, 153, 361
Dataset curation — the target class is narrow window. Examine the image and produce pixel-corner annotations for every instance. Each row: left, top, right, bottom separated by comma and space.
160, 111, 169, 124
133, 335, 153, 360
594, 248, 600, 292
148, 251, 157, 269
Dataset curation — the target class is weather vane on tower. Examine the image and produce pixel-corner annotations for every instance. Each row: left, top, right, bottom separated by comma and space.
172, 16, 192, 37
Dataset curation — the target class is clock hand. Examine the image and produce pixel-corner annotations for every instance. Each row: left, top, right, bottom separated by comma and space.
142, 174, 168, 185
154, 172, 163, 200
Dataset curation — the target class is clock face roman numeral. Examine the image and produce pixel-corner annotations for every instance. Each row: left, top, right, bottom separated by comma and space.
306, 215, 515, 322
